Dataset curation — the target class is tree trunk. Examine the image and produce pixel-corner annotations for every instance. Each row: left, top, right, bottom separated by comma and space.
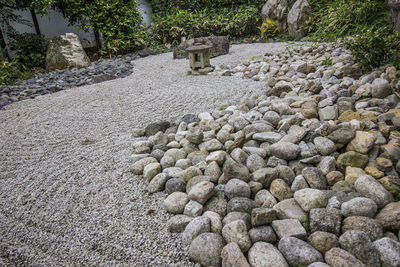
94, 28, 101, 50
30, 8, 41, 35
0, 27, 10, 59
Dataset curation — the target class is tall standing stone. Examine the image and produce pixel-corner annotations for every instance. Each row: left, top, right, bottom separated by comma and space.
287, 0, 311, 39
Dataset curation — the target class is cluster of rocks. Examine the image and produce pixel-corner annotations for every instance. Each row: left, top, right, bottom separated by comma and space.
0, 56, 137, 110
262, 0, 311, 39
129, 42, 400, 266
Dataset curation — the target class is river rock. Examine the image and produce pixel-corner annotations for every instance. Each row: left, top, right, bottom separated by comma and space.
307, 231, 339, 253
325, 247, 366, 267
373, 237, 400, 267
248, 226, 277, 244
167, 215, 194, 233
163, 192, 189, 214
188, 180, 215, 204
375, 202, 400, 230
268, 142, 301, 160
182, 216, 211, 246
248, 242, 289, 267
222, 220, 252, 252
251, 208, 277, 227
339, 230, 381, 267
278, 236, 324, 266
302, 167, 327, 189
354, 175, 393, 208
272, 219, 307, 240
227, 197, 259, 215
223, 158, 250, 182
294, 188, 327, 212
273, 198, 307, 220
342, 216, 383, 241
310, 208, 342, 235
221, 242, 250, 267
189, 232, 225, 266
341, 197, 378, 218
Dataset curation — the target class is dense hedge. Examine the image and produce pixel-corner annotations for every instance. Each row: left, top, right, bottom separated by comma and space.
150, 0, 265, 13
151, 6, 261, 45
306, 0, 400, 70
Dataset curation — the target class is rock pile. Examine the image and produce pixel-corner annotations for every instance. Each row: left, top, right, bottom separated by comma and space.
0, 55, 139, 110
130, 42, 400, 266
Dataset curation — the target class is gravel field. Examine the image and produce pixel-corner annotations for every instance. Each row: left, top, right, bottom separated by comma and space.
0, 42, 286, 266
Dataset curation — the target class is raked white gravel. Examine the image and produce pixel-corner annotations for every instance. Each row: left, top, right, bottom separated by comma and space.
0, 42, 286, 266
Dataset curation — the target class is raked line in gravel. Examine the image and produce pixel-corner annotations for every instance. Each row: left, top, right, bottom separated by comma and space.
0, 42, 286, 266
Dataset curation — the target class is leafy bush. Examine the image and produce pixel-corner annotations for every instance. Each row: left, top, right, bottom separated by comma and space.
150, 0, 265, 14
0, 58, 34, 85
345, 27, 400, 71
259, 19, 279, 40
305, 0, 398, 71
55, 0, 152, 55
306, 0, 390, 41
9, 33, 47, 69
151, 6, 261, 45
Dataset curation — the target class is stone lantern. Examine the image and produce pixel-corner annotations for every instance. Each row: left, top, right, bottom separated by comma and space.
187, 43, 214, 75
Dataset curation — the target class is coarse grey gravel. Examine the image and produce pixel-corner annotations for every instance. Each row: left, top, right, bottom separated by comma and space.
0, 42, 286, 266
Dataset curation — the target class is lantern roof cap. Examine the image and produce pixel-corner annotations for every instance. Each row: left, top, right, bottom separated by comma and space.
187, 43, 212, 52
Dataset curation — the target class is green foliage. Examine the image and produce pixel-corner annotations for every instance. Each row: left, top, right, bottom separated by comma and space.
322, 56, 333, 66
151, 6, 261, 45
300, 215, 310, 231
259, 19, 279, 40
306, 0, 390, 41
55, 0, 152, 55
150, 0, 265, 14
345, 27, 400, 71
0, 58, 34, 85
305, 0, 399, 71
10, 33, 47, 69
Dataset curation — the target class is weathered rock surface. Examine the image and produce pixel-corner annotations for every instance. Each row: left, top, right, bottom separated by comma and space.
189, 233, 225, 266
46, 33, 90, 71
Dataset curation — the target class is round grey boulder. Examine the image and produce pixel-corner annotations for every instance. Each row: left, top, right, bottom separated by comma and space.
341, 197, 378, 218
373, 237, 400, 267
268, 142, 301, 160
222, 220, 252, 253
182, 216, 211, 246
225, 178, 251, 199
339, 230, 381, 266
248, 242, 289, 267
165, 178, 186, 194
354, 175, 393, 208
294, 188, 327, 212
189, 233, 225, 266
163, 192, 188, 214
278, 236, 323, 266
227, 197, 259, 214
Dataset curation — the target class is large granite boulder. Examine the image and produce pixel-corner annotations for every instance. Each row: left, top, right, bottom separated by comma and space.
173, 36, 229, 59
388, 0, 400, 33
46, 33, 90, 71
287, 0, 312, 39
262, 0, 295, 30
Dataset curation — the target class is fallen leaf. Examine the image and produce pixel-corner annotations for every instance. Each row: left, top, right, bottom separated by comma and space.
146, 209, 155, 215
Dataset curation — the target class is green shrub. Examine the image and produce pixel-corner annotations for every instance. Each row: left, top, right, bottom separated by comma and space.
306, 0, 390, 41
322, 56, 333, 66
0, 58, 34, 85
259, 19, 279, 40
55, 0, 151, 55
9, 33, 47, 69
151, 6, 261, 45
345, 27, 400, 71
150, 0, 265, 14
